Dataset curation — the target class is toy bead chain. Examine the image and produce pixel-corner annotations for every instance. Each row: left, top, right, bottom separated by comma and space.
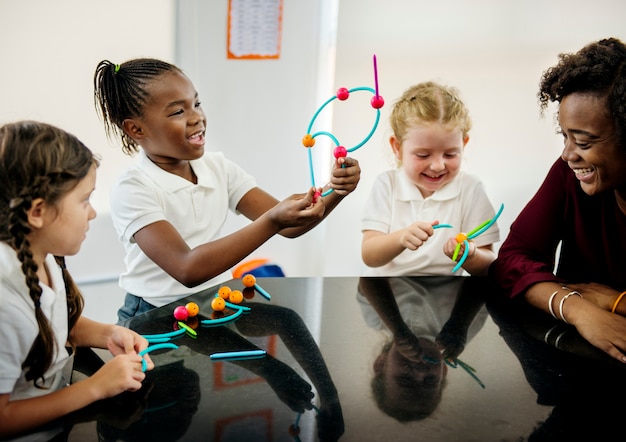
302, 55, 384, 200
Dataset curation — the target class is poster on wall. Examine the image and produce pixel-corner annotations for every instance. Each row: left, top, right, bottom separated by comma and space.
227, 0, 283, 59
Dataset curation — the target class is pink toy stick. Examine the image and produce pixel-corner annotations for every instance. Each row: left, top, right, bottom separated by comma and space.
373, 55, 380, 98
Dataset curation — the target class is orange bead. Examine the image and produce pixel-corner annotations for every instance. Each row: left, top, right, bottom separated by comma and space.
302, 134, 315, 147
211, 297, 226, 311
242, 274, 256, 288
455, 232, 468, 243
218, 286, 232, 299
185, 302, 199, 317
229, 289, 244, 304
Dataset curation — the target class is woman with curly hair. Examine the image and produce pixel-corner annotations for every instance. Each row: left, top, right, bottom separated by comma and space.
490, 38, 626, 363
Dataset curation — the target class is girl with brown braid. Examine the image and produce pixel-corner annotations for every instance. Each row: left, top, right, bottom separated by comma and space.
0, 121, 153, 441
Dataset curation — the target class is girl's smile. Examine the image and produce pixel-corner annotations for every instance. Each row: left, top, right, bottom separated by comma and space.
391, 123, 466, 198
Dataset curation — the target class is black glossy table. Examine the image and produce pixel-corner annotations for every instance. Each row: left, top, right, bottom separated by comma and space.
61, 276, 626, 442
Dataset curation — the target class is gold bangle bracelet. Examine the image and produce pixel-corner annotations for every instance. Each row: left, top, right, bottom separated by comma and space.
611, 291, 626, 313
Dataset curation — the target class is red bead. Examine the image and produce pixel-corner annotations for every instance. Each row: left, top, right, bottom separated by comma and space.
371, 95, 385, 109
333, 146, 347, 159
173, 306, 189, 321
336, 87, 349, 100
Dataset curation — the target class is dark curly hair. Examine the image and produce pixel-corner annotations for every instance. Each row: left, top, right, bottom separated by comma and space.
0, 121, 97, 387
538, 37, 626, 152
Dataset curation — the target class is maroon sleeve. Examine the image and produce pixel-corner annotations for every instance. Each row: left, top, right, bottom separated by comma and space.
489, 159, 568, 298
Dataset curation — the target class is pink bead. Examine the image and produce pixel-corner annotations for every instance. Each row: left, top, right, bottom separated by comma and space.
371, 95, 385, 109
333, 146, 347, 159
173, 306, 189, 321
336, 87, 350, 100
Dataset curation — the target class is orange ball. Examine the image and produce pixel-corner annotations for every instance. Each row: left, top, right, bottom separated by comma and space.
218, 286, 232, 299
242, 274, 256, 288
211, 296, 226, 311
229, 289, 244, 304
455, 232, 468, 243
302, 134, 315, 147
185, 302, 199, 317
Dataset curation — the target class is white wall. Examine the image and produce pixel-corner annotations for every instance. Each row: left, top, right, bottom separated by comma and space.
0, 0, 175, 283
2, 0, 626, 285
174, 0, 338, 277
324, 0, 626, 275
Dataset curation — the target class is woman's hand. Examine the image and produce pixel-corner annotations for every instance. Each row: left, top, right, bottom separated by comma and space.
567, 298, 626, 363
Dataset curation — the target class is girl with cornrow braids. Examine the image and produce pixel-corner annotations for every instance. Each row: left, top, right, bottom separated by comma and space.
0, 121, 152, 441
93, 58, 361, 321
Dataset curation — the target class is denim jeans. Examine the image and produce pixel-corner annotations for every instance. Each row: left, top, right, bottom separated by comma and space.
117, 293, 157, 324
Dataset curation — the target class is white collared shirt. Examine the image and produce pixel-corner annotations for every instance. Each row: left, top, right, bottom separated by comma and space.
361, 169, 499, 276
110, 149, 257, 306
0, 243, 72, 440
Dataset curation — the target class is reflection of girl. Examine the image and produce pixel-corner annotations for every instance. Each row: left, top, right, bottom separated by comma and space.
358, 277, 487, 421
97, 358, 201, 441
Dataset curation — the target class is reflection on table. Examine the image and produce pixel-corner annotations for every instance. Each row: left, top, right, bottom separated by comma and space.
59, 276, 626, 441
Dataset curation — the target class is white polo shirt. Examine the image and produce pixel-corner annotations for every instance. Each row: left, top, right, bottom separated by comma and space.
110, 150, 257, 306
0, 243, 72, 440
361, 169, 500, 276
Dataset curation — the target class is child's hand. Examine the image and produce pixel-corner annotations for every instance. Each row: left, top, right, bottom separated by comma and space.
329, 157, 360, 196
443, 237, 475, 261
89, 353, 146, 400
399, 221, 434, 251
269, 187, 326, 229
106, 325, 154, 371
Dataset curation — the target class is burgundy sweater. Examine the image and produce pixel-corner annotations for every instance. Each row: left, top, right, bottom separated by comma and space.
490, 158, 626, 299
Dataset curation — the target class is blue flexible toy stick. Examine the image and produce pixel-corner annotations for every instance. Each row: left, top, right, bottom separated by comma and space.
139, 342, 179, 372
209, 350, 267, 361
200, 308, 244, 327
142, 328, 186, 343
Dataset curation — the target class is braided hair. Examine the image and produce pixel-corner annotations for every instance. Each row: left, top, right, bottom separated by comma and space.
0, 121, 97, 386
539, 37, 626, 153
93, 58, 182, 155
